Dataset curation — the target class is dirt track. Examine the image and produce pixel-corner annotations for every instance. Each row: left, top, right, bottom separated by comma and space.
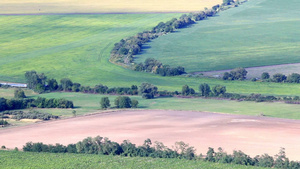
1, 110, 300, 160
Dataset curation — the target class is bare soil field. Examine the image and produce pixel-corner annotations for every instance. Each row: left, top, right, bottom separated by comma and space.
1, 110, 300, 160
0, 0, 222, 14
194, 63, 300, 79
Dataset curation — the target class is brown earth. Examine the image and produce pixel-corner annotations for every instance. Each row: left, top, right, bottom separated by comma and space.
1, 110, 300, 160
0, 0, 222, 14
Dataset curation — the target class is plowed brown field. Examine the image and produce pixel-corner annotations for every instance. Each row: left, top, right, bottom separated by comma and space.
1, 110, 299, 160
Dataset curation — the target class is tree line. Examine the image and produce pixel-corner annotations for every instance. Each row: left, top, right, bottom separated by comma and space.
24, 71, 300, 104
22, 136, 300, 168
1, 110, 58, 121
25, 70, 139, 94
100, 96, 139, 109
134, 58, 185, 76
0, 97, 73, 112
109, 1, 244, 76
261, 72, 300, 83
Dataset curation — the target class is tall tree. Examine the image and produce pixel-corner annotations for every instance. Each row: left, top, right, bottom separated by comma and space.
25, 71, 47, 92
139, 83, 158, 99
60, 78, 73, 91
199, 83, 211, 97
14, 89, 26, 99
100, 97, 110, 109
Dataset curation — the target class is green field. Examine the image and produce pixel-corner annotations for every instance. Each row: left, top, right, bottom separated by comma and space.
137, 0, 300, 72
35, 92, 300, 120
1, 5, 300, 96
2, 88, 299, 121
0, 150, 265, 169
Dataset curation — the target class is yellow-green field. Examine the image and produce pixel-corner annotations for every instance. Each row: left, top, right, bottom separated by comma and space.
0, 0, 222, 14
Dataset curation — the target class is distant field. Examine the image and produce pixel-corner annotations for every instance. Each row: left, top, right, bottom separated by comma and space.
0, 0, 222, 14
0, 151, 264, 169
137, 0, 300, 72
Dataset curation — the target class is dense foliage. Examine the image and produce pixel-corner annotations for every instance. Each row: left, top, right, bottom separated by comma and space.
22, 136, 300, 168
139, 83, 158, 99
0, 97, 73, 112
14, 89, 26, 99
223, 68, 248, 81
25, 71, 139, 95
134, 58, 185, 76
261, 72, 300, 83
2, 110, 58, 120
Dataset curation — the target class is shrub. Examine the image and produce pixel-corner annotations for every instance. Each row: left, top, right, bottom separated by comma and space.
100, 97, 110, 109
131, 100, 139, 108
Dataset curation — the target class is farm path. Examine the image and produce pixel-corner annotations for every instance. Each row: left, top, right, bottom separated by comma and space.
1, 110, 300, 160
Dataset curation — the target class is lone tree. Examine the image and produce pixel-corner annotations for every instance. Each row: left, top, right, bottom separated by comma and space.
139, 83, 158, 99
230, 67, 248, 80
212, 85, 226, 96
131, 99, 139, 108
182, 85, 190, 96
60, 78, 73, 91
272, 73, 287, 83
100, 97, 110, 109
14, 89, 26, 99
25, 70, 47, 93
261, 72, 270, 80
181, 85, 195, 96
114, 96, 131, 108
199, 83, 211, 97
223, 68, 247, 81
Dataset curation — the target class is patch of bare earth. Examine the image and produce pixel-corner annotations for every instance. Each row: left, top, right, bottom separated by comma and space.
194, 63, 300, 79
0, 110, 300, 160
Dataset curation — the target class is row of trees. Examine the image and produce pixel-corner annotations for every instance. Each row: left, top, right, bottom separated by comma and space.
25, 71, 139, 95
22, 136, 300, 168
1, 110, 58, 121
23, 71, 300, 104
205, 147, 299, 169
100, 96, 139, 109
23, 136, 195, 160
261, 72, 300, 83
222, 68, 300, 83
0, 97, 73, 112
134, 58, 185, 76
182, 84, 226, 97
223, 67, 248, 81
110, 5, 221, 69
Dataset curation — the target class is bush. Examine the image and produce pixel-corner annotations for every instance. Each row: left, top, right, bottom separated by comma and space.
14, 89, 26, 99
131, 100, 139, 108
261, 72, 270, 80
272, 73, 287, 83
114, 96, 132, 108
100, 97, 110, 109
139, 83, 157, 99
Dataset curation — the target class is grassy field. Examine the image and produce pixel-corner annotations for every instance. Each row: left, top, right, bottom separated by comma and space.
0, 0, 222, 14
2, 88, 299, 121
37, 92, 300, 120
0, 150, 265, 169
1, 1, 300, 97
137, 0, 300, 72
